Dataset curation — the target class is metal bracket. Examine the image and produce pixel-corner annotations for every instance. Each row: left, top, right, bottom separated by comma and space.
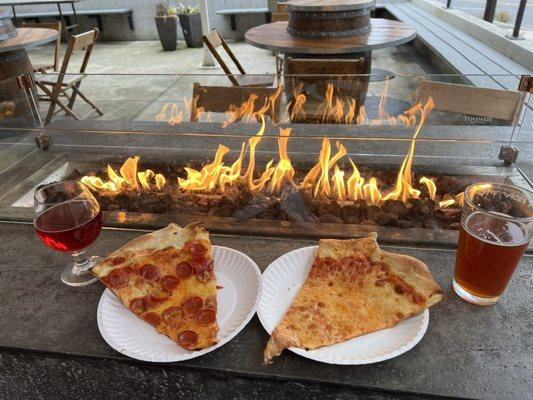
499, 146, 519, 166
518, 75, 533, 93
35, 133, 52, 150
17, 74, 35, 90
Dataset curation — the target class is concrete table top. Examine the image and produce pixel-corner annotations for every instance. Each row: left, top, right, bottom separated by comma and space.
0, 223, 531, 399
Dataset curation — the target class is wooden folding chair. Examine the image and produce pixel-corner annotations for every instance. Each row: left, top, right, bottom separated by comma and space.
276, 2, 288, 13
190, 82, 282, 123
35, 28, 103, 125
414, 80, 526, 124
22, 21, 62, 72
202, 30, 275, 88
285, 57, 367, 122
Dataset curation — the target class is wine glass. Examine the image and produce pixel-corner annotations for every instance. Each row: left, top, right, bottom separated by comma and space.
34, 181, 103, 286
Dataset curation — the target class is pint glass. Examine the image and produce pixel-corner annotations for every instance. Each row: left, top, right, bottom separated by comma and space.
453, 183, 533, 305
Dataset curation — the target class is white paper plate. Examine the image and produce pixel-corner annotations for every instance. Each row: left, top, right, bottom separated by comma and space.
97, 245, 261, 362
258, 246, 429, 365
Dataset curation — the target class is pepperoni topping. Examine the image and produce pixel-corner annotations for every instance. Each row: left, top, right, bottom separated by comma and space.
106, 269, 129, 289
197, 309, 216, 325
188, 242, 207, 257
176, 261, 193, 278
111, 256, 126, 265
139, 264, 161, 281
177, 330, 198, 348
162, 306, 184, 323
151, 289, 171, 302
182, 296, 203, 316
194, 258, 213, 273
143, 312, 161, 327
142, 294, 158, 309
129, 297, 145, 314
197, 270, 212, 283
161, 275, 180, 291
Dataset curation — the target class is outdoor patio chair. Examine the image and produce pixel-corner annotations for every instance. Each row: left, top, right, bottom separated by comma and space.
22, 21, 62, 73
35, 28, 103, 125
190, 82, 282, 123
415, 80, 526, 124
276, 2, 288, 13
202, 30, 275, 88
285, 57, 367, 122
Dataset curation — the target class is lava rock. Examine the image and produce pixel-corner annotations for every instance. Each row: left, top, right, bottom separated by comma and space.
381, 200, 409, 220
341, 205, 360, 224
436, 175, 460, 195
396, 219, 414, 228
319, 214, 343, 223
377, 211, 398, 226
447, 222, 461, 230
366, 205, 381, 222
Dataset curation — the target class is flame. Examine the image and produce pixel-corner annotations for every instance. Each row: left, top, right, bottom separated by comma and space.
439, 192, 466, 208
178, 144, 229, 192
347, 158, 364, 200
363, 177, 381, 205
382, 97, 435, 202
269, 127, 296, 192
419, 177, 436, 200
82, 97, 449, 213
332, 165, 346, 202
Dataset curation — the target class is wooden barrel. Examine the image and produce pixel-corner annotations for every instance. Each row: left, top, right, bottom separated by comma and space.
0, 7, 17, 42
287, 0, 373, 38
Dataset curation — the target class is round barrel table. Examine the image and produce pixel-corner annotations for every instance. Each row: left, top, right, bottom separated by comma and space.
245, 19, 416, 75
0, 27, 58, 82
0, 27, 57, 119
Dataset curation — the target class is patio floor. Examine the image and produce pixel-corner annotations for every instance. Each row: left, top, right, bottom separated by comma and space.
27, 40, 437, 123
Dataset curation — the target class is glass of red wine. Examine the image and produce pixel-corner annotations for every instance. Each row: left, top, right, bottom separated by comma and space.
34, 181, 103, 286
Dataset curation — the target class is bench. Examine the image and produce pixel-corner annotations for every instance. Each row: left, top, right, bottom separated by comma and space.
381, 1, 531, 90
13, 8, 134, 32
217, 7, 270, 31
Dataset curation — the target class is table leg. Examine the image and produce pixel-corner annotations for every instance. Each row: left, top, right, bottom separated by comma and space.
56, 3, 68, 36
71, 2, 81, 34
11, 6, 18, 26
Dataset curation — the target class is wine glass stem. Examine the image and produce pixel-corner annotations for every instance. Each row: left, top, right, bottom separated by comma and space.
72, 250, 91, 273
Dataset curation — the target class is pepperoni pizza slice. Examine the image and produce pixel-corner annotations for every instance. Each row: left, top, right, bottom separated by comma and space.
264, 233, 443, 363
92, 223, 218, 350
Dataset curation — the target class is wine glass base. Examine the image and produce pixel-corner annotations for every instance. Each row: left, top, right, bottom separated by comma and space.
452, 279, 500, 306
61, 256, 100, 287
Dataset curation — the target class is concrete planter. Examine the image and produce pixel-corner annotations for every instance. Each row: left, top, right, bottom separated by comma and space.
155, 16, 178, 51
179, 13, 203, 48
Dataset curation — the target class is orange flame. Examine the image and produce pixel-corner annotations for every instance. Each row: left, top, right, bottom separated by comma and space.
269, 127, 296, 193
419, 177, 436, 200
82, 97, 445, 212
382, 97, 435, 202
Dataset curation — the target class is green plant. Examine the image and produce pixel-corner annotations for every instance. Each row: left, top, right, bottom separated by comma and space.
177, 3, 199, 15
156, 2, 178, 17
496, 11, 511, 24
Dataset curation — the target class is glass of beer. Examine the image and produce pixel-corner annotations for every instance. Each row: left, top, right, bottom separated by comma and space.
453, 183, 533, 305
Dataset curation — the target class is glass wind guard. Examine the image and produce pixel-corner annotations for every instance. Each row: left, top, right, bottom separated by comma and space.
0, 72, 531, 245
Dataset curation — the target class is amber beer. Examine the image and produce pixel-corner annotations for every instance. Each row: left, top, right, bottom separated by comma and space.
453, 183, 533, 305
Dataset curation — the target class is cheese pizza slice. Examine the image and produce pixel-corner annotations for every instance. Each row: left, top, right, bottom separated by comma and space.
92, 223, 217, 350
264, 232, 443, 363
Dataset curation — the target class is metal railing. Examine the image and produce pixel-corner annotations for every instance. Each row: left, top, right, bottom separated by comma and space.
444, 0, 528, 39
